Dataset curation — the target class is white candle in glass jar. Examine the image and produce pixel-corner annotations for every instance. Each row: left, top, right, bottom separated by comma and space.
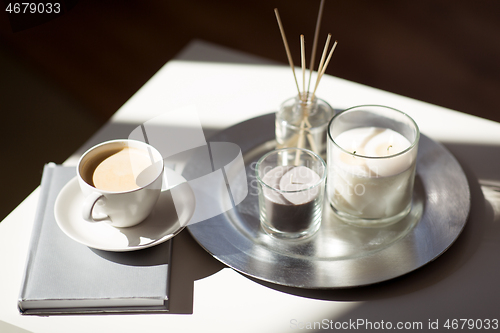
328, 127, 417, 219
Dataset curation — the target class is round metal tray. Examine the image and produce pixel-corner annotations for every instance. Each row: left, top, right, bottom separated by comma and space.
186, 113, 470, 288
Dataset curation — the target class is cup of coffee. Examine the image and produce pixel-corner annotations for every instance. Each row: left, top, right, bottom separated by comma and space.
77, 139, 164, 228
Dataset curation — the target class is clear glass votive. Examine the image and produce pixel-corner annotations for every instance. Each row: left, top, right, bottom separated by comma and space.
327, 105, 420, 227
276, 93, 335, 157
256, 148, 327, 239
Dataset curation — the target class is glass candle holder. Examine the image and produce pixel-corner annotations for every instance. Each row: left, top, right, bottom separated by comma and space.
276, 93, 335, 157
256, 148, 327, 240
327, 105, 420, 227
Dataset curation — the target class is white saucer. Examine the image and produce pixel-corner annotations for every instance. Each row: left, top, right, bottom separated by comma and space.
55, 168, 196, 252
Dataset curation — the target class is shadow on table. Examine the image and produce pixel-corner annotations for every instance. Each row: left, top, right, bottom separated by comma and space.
92, 228, 224, 315
168, 230, 226, 314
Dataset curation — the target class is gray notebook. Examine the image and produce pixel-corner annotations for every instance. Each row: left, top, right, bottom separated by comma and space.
18, 164, 172, 315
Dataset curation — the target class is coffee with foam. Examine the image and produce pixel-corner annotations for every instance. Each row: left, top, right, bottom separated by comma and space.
91, 147, 154, 192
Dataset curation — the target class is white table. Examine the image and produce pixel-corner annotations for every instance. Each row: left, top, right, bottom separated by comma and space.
2, 40, 500, 333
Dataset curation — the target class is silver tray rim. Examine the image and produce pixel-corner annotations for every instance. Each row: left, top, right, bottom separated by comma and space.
186, 113, 471, 289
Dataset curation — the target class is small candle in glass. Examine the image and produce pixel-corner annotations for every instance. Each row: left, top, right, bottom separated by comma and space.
256, 148, 327, 239
327, 105, 420, 227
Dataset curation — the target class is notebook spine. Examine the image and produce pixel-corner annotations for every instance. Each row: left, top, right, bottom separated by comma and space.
18, 163, 56, 313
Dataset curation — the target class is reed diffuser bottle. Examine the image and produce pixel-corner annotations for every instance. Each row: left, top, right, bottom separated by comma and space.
276, 92, 334, 156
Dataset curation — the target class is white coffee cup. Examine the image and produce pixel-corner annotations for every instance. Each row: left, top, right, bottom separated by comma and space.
77, 139, 164, 228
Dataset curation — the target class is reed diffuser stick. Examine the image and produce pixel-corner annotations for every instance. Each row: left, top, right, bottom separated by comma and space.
316, 34, 331, 81
299, 35, 319, 156
297, 35, 320, 161
274, 8, 301, 96
312, 40, 338, 99
307, 0, 326, 93
319, 41, 338, 77
294, 119, 320, 164
300, 34, 306, 100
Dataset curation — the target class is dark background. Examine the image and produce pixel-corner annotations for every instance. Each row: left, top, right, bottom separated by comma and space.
1, 0, 499, 220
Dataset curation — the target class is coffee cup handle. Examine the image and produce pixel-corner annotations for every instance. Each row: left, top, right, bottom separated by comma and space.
82, 192, 109, 222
